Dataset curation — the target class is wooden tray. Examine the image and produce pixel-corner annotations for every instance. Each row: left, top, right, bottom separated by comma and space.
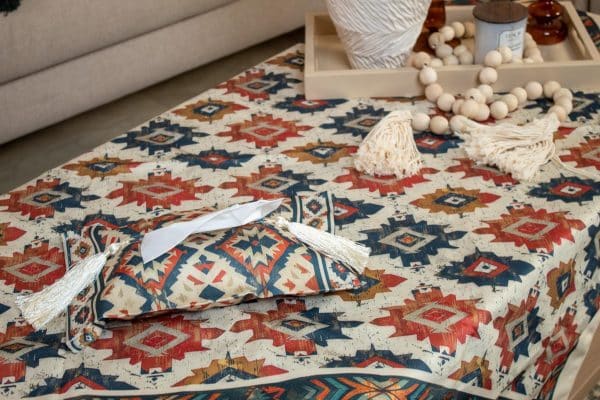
305, 2, 600, 99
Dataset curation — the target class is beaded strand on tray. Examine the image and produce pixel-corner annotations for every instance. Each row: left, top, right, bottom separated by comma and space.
409, 22, 572, 135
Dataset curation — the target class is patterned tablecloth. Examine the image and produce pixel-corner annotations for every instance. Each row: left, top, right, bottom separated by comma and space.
1, 24, 600, 400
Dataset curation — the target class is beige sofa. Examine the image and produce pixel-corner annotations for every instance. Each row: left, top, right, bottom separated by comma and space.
0, 0, 325, 144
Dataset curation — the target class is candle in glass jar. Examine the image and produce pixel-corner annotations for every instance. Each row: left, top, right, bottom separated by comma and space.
473, 1, 528, 64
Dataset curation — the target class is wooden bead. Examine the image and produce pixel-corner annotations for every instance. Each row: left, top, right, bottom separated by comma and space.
412, 52, 431, 69
451, 21, 465, 39
460, 99, 480, 119
437, 93, 456, 112
525, 81, 543, 100
452, 98, 465, 115
425, 83, 443, 102
479, 67, 498, 85
524, 47, 542, 59
436, 44, 453, 59
501, 94, 519, 112
428, 32, 443, 49
412, 112, 431, 131
440, 26, 455, 42
464, 21, 475, 38
484, 50, 502, 68
543, 81, 561, 98
453, 44, 468, 56
419, 67, 438, 85
510, 87, 528, 105
477, 84, 494, 103
443, 55, 459, 65
553, 88, 573, 101
430, 115, 449, 135
465, 88, 485, 104
498, 46, 512, 63
554, 96, 573, 113
430, 58, 444, 68
490, 101, 508, 120
475, 104, 490, 121
549, 105, 567, 122
458, 51, 474, 65
449, 115, 465, 132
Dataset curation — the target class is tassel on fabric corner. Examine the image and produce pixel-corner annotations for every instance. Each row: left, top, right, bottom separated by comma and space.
354, 110, 423, 178
15, 243, 123, 330
272, 217, 370, 275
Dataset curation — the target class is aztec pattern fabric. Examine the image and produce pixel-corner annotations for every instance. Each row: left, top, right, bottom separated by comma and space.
62, 192, 360, 351
1, 15, 600, 400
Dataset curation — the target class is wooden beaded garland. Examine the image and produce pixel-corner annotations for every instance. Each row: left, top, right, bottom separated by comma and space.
410, 20, 571, 135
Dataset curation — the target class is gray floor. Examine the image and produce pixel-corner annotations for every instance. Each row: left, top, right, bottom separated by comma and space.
0, 29, 304, 194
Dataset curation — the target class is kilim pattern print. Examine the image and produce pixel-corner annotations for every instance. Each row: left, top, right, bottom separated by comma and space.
1, 11, 600, 399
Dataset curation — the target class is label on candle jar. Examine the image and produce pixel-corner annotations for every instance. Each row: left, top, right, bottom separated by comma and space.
499, 28, 525, 53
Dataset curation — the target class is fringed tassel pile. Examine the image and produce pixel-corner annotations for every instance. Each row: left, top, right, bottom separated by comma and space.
354, 110, 423, 178
273, 217, 370, 275
15, 242, 124, 330
453, 114, 561, 181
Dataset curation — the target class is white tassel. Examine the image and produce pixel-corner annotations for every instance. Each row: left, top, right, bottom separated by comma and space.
454, 114, 560, 181
272, 217, 370, 275
15, 242, 123, 330
354, 110, 423, 178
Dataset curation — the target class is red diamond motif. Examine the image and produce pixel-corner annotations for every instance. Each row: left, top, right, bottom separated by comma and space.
141, 331, 177, 349
421, 308, 456, 323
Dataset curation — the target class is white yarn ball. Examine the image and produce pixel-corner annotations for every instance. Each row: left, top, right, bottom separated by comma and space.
412, 112, 431, 131
425, 83, 444, 102
512, 57, 523, 64
451, 21, 465, 39
525, 81, 543, 100
458, 51, 474, 65
475, 103, 490, 121
453, 44, 468, 56
465, 88, 485, 104
464, 21, 475, 38
449, 115, 465, 133
523, 58, 534, 64
440, 26, 455, 42
553, 88, 573, 101
412, 52, 431, 69
510, 87, 528, 105
430, 115, 449, 135
555, 96, 573, 113
460, 99, 480, 119
430, 58, 444, 68
437, 93, 456, 112
443, 55, 459, 65
479, 67, 498, 85
524, 37, 537, 49
525, 32, 534, 41
543, 81, 561, 98
436, 44, 453, 59
452, 98, 465, 115
490, 101, 509, 120
477, 84, 494, 103
498, 46, 513, 63
484, 50, 502, 68
501, 93, 519, 112
428, 32, 443, 49
549, 105, 567, 122
419, 67, 438, 85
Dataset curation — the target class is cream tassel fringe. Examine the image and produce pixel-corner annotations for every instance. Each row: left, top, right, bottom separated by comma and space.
272, 217, 370, 275
455, 114, 600, 181
354, 110, 423, 178
15, 242, 124, 330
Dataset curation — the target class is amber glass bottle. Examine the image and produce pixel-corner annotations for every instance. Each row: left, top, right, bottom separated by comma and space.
527, 0, 567, 44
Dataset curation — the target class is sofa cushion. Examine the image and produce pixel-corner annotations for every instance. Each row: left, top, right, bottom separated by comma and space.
0, 0, 236, 84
